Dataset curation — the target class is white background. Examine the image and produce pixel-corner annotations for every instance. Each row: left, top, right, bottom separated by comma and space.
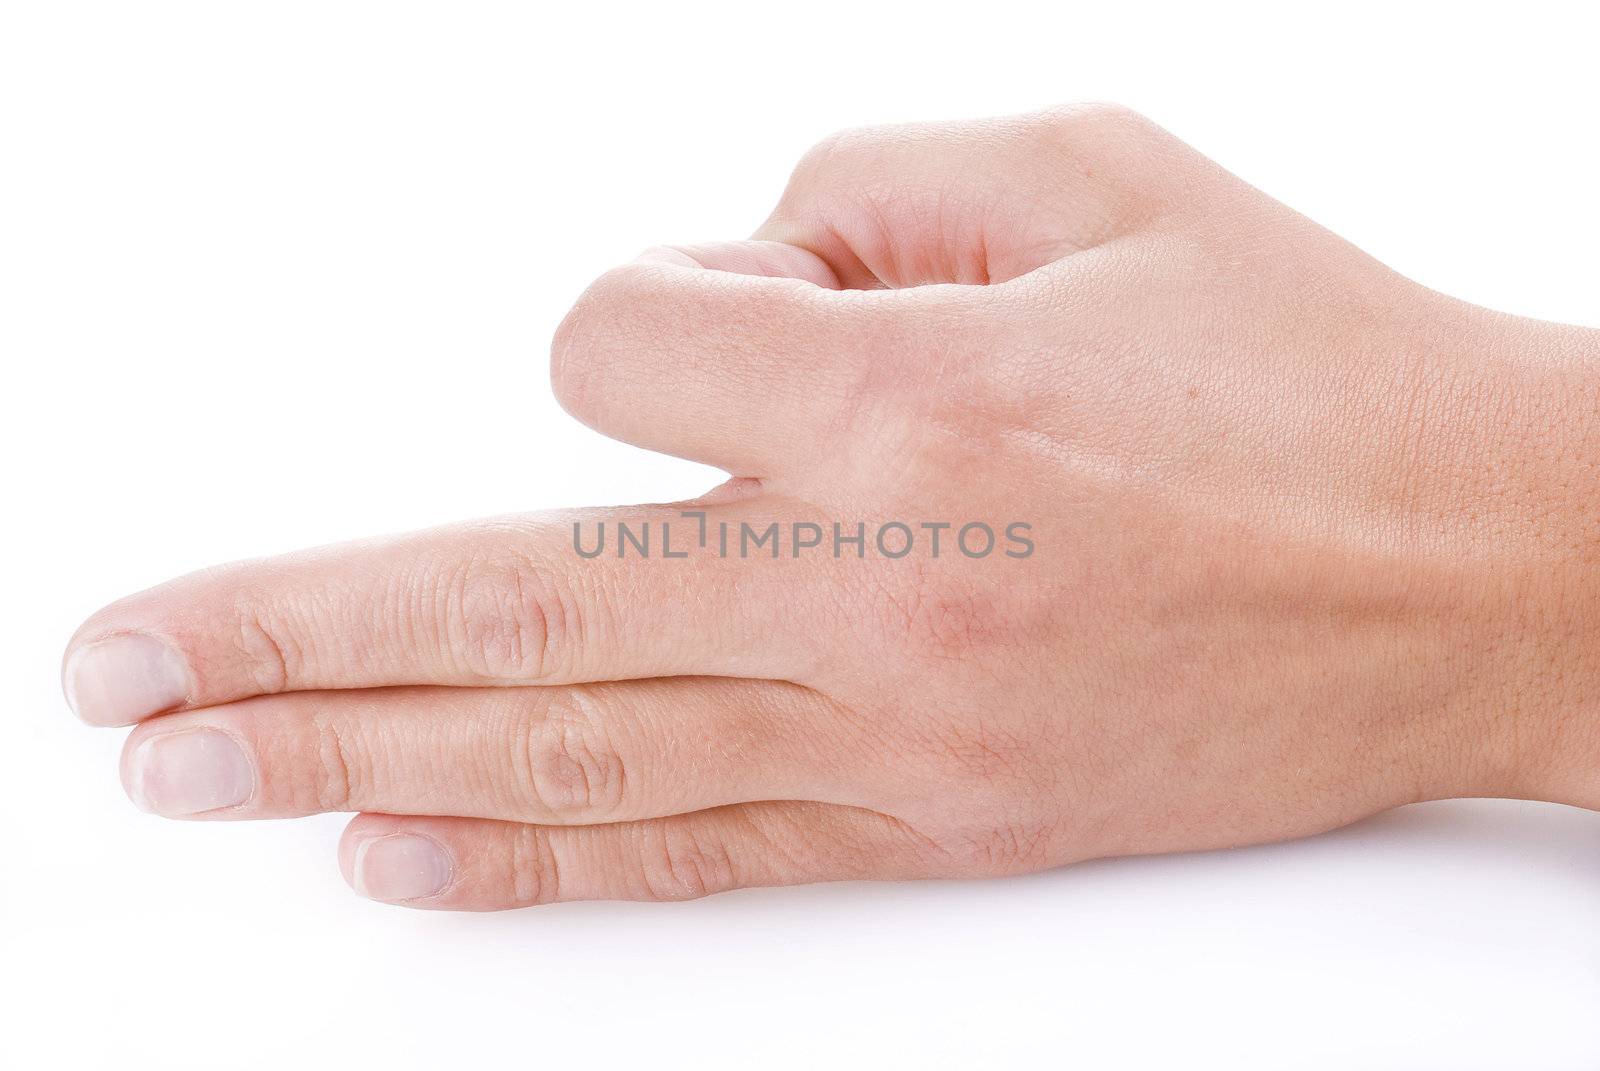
3, 2, 1598, 1068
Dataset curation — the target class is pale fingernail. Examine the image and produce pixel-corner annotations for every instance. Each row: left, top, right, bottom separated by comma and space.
128, 728, 254, 816
353, 834, 453, 902
64, 633, 190, 726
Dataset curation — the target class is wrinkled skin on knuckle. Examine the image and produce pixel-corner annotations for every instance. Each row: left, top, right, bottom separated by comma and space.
894, 727, 1077, 878
517, 694, 627, 820
940, 818, 1062, 878
635, 822, 738, 902
249, 698, 366, 813
304, 712, 365, 813
430, 545, 571, 682
885, 758, 1065, 878
204, 571, 314, 698
507, 824, 561, 907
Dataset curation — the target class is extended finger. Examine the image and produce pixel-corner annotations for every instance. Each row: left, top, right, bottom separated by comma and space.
337, 802, 939, 909
120, 678, 869, 824
65, 500, 838, 726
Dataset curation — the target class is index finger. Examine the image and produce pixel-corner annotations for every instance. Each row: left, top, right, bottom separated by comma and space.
62, 501, 838, 726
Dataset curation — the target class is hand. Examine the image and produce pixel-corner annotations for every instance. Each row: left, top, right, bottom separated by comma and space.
64, 105, 1600, 909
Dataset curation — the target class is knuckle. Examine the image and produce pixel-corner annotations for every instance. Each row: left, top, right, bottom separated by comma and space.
944, 819, 1057, 878
434, 544, 576, 682
774, 124, 901, 217
517, 694, 628, 819
898, 719, 1064, 877
225, 586, 300, 696
637, 823, 737, 902
549, 265, 658, 429
787, 127, 858, 188
297, 711, 360, 812
1028, 102, 1185, 219
507, 825, 562, 906
1032, 101, 1157, 147
870, 563, 1016, 665
549, 275, 606, 424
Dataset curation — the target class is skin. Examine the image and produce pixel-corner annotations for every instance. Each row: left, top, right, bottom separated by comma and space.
63, 105, 1600, 909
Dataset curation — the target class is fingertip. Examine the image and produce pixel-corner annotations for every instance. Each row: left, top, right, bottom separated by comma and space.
62, 632, 192, 727
342, 816, 457, 906
118, 724, 256, 818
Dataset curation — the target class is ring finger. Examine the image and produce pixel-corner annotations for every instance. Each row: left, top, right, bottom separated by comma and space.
337, 802, 941, 909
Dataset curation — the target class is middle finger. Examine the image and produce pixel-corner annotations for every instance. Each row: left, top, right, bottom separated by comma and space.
119, 677, 869, 824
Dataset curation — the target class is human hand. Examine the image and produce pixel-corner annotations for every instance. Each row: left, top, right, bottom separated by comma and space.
64, 105, 1600, 909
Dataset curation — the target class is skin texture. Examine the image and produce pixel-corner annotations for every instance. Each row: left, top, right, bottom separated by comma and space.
64, 105, 1600, 909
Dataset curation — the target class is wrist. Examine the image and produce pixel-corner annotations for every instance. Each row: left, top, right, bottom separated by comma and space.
1432, 301, 1600, 807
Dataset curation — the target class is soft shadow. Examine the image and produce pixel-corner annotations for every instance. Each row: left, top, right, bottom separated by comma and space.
433, 797, 1600, 937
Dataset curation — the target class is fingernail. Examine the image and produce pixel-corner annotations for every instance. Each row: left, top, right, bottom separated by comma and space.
64, 633, 190, 726
353, 834, 453, 902
127, 728, 254, 816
